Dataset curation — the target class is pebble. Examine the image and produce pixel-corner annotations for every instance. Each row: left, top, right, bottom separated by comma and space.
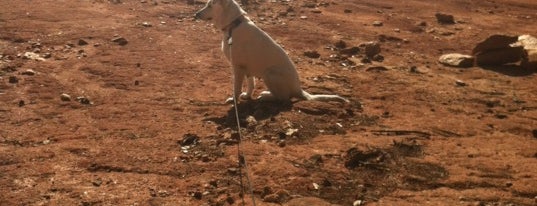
141, 21, 152, 27
76, 96, 92, 105
111, 37, 128, 46
372, 21, 383, 26
438, 53, 474, 68
8, 76, 18, 84
435, 12, 455, 24
455, 80, 467, 87
60, 93, 72, 101
363, 41, 381, 57
304, 50, 320, 58
78, 39, 88, 46
21, 69, 36, 76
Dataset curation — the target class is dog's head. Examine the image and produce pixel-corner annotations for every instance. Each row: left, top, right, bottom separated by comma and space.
194, 0, 246, 30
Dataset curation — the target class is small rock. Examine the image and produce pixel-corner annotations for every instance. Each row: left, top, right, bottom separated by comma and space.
141, 21, 152, 27
363, 42, 381, 57
372, 21, 383, 27
21, 69, 36, 76
366, 66, 388, 72
334, 40, 347, 49
455, 80, 467, 87
245, 115, 257, 126
438, 53, 474, 68
372, 54, 384, 62
92, 178, 103, 187
192, 191, 202, 200
227, 167, 239, 175
8, 76, 18, 84
415, 21, 427, 27
78, 39, 88, 46
111, 37, 128, 46
435, 12, 455, 24
76, 96, 92, 105
344, 9, 352, 13
353, 200, 364, 206
300, 15, 308, 20
304, 50, 320, 58
339, 47, 360, 55
180, 133, 200, 146
60, 93, 72, 101
303, 2, 316, 8
18, 100, 25, 107
22, 52, 45, 61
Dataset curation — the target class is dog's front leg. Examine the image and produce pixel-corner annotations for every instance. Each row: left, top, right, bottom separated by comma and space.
225, 69, 246, 104
240, 76, 254, 100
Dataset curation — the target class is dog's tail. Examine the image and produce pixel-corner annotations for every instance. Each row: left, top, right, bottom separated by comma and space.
300, 90, 350, 103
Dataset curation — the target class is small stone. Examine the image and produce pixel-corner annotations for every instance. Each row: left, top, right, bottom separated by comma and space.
340, 47, 360, 55
92, 178, 103, 187
455, 80, 467, 87
42, 53, 52, 59
111, 37, 128, 46
76, 96, 92, 105
344, 9, 352, 13
363, 42, 381, 57
8, 76, 18, 84
21, 69, 36, 75
438, 53, 474, 68
245, 115, 257, 126
78, 39, 88, 46
227, 167, 239, 175
192, 191, 202, 200
278, 140, 286, 147
372, 21, 383, 26
300, 15, 308, 20
180, 133, 199, 146
18, 100, 25, 107
435, 12, 455, 24
60, 93, 72, 101
141, 21, 152, 27
304, 50, 320, 58
334, 40, 347, 49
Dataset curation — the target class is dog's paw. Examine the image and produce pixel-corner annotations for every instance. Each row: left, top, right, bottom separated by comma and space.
239, 92, 252, 100
225, 97, 235, 104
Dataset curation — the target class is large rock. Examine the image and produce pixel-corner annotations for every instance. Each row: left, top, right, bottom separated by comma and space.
472, 34, 525, 66
475, 46, 524, 66
472, 34, 518, 55
517, 34, 537, 66
438, 53, 474, 68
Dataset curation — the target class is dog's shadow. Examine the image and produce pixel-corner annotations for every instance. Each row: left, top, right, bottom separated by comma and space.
204, 100, 293, 129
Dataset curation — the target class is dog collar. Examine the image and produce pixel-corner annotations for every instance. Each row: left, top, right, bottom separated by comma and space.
224, 16, 243, 45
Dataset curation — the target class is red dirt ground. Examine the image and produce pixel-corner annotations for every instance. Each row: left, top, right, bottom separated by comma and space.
1, 0, 536, 205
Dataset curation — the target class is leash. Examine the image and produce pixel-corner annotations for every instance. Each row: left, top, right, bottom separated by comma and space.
228, 29, 257, 206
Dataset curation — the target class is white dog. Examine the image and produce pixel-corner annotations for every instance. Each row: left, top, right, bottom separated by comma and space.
195, 0, 349, 104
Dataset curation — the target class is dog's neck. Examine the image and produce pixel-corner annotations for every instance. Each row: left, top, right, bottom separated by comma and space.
223, 15, 244, 45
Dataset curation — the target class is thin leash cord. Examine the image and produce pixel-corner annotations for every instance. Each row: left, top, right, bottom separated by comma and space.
229, 39, 256, 206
